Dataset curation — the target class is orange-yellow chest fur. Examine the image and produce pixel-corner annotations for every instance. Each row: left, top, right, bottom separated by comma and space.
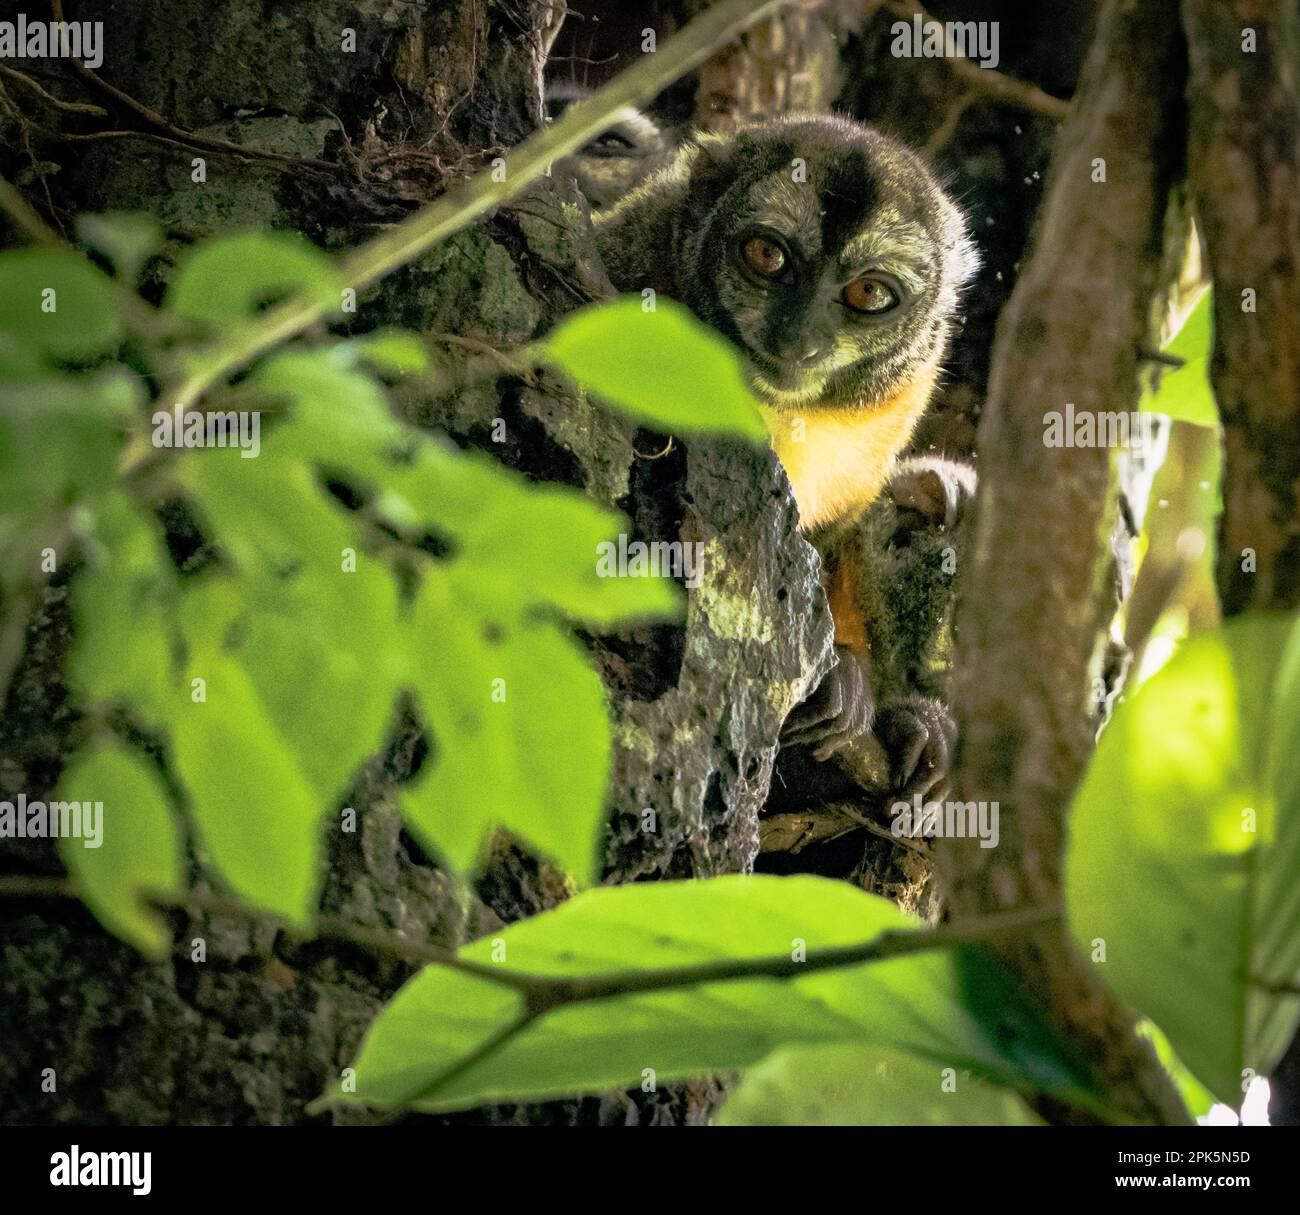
763, 363, 940, 533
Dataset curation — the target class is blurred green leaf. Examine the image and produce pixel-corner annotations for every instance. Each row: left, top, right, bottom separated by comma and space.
167, 232, 341, 331
543, 296, 767, 440
347, 330, 433, 376
1136, 1021, 1217, 1121
1067, 614, 1300, 1102
76, 213, 164, 283
340, 876, 1099, 1113
1141, 289, 1217, 427
170, 649, 323, 927
69, 492, 174, 721
718, 1043, 1042, 1126
390, 444, 683, 629
57, 743, 182, 957
0, 249, 123, 362
403, 568, 610, 883
0, 373, 138, 576
175, 449, 407, 911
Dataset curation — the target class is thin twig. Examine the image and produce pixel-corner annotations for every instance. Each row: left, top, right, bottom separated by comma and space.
48, 0, 344, 179
0, 174, 60, 245
0, 872, 1055, 1003
884, 0, 1071, 122
0, 62, 107, 115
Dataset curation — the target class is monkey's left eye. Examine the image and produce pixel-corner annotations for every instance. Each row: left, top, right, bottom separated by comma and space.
841, 275, 900, 315
741, 235, 788, 279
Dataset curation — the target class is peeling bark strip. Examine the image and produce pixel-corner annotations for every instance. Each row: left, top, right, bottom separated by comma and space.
1183, 0, 1300, 615
939, 0, 1189, 1123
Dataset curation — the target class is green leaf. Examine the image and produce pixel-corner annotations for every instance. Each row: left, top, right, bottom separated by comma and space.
403, 569, 611, 882
341, 876, 1099, 1113
347, 330, 433, 376
1141, 288, 1217, 427
170, 650, 323, 927
389, 444, 683, 628
251, 349, 411, 469
543, 296, 767, 440
166, 232, 340, 331
0, 249, 123, 361
0, 372, 137, 574
247, 353, 680, 627
1136, 1021, 1217, 1121
1066, 614, 1300, 1102
68, 492, 175, 721
718, 1043, 1042, 1126
76, 213, 164, 283
56, 743, 182, 957
176, 451, 406, 897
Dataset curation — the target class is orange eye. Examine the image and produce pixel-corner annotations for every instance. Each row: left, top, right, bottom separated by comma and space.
742, 235, 787, 279
842, 276, 899, 314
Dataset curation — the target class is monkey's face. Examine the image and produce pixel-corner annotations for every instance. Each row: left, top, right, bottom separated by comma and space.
676, 116, 978, 411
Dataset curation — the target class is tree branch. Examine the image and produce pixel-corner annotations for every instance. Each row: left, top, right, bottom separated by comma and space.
939, 0, 1190, 1125
885, 0, 1071, 122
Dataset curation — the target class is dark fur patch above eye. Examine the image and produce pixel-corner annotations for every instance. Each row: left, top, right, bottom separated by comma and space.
819, 151, 877, 257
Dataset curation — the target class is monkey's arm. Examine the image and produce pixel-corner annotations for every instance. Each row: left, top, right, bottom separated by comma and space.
782, 455, 975, 795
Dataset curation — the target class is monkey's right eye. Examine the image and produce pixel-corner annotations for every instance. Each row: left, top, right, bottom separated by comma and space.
741, 235, 788, 279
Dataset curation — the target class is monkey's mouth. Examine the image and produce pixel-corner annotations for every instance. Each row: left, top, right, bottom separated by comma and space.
745, 354, 827, 403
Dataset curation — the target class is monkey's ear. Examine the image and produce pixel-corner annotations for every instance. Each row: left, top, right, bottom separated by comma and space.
683, 132, 734, 199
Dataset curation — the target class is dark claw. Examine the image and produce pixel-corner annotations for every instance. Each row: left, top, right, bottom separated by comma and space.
782, 647, 875, 759
872, 697, 956, 801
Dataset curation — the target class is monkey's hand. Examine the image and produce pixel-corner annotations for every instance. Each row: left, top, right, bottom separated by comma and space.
781, 644, 875, 761
885, 455, 975, 541
871, 695, 956, 802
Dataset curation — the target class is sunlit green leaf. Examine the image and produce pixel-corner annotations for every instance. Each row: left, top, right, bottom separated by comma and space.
0, 373, 138, 574
167, 232, 340, 331
77, 213, 165, 283
340, 876, 1099, 1113
1067, 614, 1300, 1102
543, 296, 767, 440
389, 444, 682, 628
1141, 289, 1216, 427
0, 249, 123, 362
403, 568, 611, 883
718, 1043, 1042, 1126
57, 743, 182, 957
347, 330, 433, 376
69, 491, 174, 721
170, 649, 323, 927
